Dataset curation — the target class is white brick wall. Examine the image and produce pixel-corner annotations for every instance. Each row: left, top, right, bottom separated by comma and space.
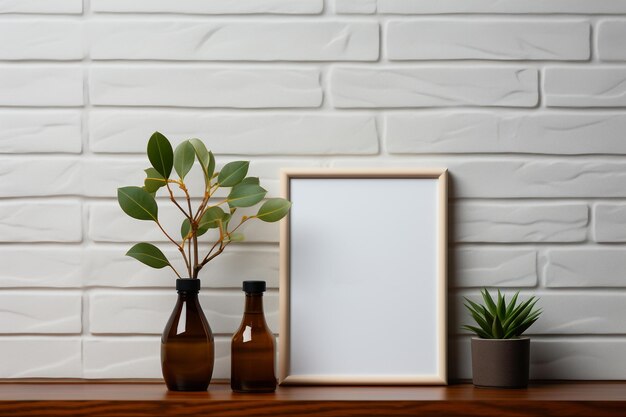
0, 0, 625, 381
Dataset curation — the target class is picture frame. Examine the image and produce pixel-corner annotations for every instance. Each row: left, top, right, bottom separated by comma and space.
279, 168, 448, 385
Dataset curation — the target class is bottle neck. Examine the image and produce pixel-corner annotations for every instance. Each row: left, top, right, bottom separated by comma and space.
244, 292, 264, 314
177, 291, 199, 302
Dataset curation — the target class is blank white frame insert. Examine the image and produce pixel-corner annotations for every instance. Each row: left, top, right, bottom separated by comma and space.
279, 168, 447, 385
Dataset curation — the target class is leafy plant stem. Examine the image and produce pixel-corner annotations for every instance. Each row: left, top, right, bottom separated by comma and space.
165, 182, 191, 220
120, 134, 292, 282
193, 234, 199, 279
199, 216, 251, 268
193, 191, 210, 223
181, 181, 194, 278
187, 238, 192, 278
168, 264, 183, 279
156, 219, 191, 276
201, 226, 225, 267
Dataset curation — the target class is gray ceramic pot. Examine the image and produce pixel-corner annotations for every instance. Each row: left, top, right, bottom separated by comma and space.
471, 337, 530, 388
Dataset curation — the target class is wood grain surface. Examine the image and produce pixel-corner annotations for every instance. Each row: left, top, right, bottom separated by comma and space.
0, 382, 624, 416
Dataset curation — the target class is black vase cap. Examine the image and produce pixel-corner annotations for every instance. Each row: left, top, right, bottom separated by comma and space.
243, 280, 266, 293
176, 278, 200, 292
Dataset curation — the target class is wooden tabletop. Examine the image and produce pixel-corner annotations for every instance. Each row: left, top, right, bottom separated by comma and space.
0, 381, 624, 416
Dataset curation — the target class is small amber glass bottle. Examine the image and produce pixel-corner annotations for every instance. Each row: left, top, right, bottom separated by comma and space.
161, 279, 214, 391
231, 280, 276, 393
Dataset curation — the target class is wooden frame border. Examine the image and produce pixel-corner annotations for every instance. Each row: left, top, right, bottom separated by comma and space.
279, 168, 448, 385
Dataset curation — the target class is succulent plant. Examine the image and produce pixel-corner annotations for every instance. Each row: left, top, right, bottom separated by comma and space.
462, 288, 541, 339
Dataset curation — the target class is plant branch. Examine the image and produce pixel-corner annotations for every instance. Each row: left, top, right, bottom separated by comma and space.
168, 264, 182, 279
193, 182, 221, 222
156, 220, 191, 276
186, 238, 192, 278
192, 234, 199, 279
198, 216, 251, 269
166, 182, 191, 220
201, 226, 224, 266
156, 220, 180, 248
180, 181, 194, 278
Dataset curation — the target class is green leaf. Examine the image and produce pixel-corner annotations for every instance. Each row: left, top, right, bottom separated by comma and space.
173, 140, 195, 179
188, 139, 215, 181
207, 151, 215, 180
481, 305, 494, 326
147, 132, 173, 179
505, 313, 540, 338
491, 316, 504, 338
181, 207, 226, 239
197, 207, 226, 236
228, 183, 267, 208
126, 243, 170, 269
143, 168, 166, 194
228, 232, 245, 242
222, 212, 232, 231
218, 161, 249, 187
481, 288, 498, 317
505, 291, 520, 317
462, 325, 491, 339
256, 198, 292, 222
509, 299, 539, 330
469, 309, 492, 336
503, 297, 535, 329
496, 290, 506, 322
181, 218, 191, 239
117, 186, 158, 221
464, 298, 483, 313
241, 177, 260, 185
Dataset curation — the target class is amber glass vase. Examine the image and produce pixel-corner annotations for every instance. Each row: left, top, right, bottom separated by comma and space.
231, 280, 276, 393
161, 279, 214, 391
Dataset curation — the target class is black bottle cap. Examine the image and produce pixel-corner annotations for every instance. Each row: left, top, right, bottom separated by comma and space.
176, 278, 200, 292
243, 280, 266, 294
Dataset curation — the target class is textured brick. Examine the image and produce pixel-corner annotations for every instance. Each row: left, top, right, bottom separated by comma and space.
91, 21, 378, 61
387, 20, 589, 61
90, 111, 378, 155
545, 67, 626, 107
89, 290, 278, 334
90, 66, 322, 108
334, 158, 626, 198
453, 337, 626, 380
0, 248, 81, 287
92, 0, 323, 14
454, 202, 588, 242
0, 158, 80, 196
0, 292, 81, 333
335, 0, 376, 13
330, 67, 538, 108
0, 0, 82, 14
0, 202, 82, 242
598, 20, 626, 61
0, 111, 81, 153
452, 248, 537, 287
0, 66, 83, 107
386, 112, 626, 155
83, 246, 279, 288
377, 0, 626, 14
0, 0, 624, 382
0, 21, 83, 60
83, 336, 231, 379
594, 204, 626, 242
0, 337, 81, 378
545, 249, 626, 287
